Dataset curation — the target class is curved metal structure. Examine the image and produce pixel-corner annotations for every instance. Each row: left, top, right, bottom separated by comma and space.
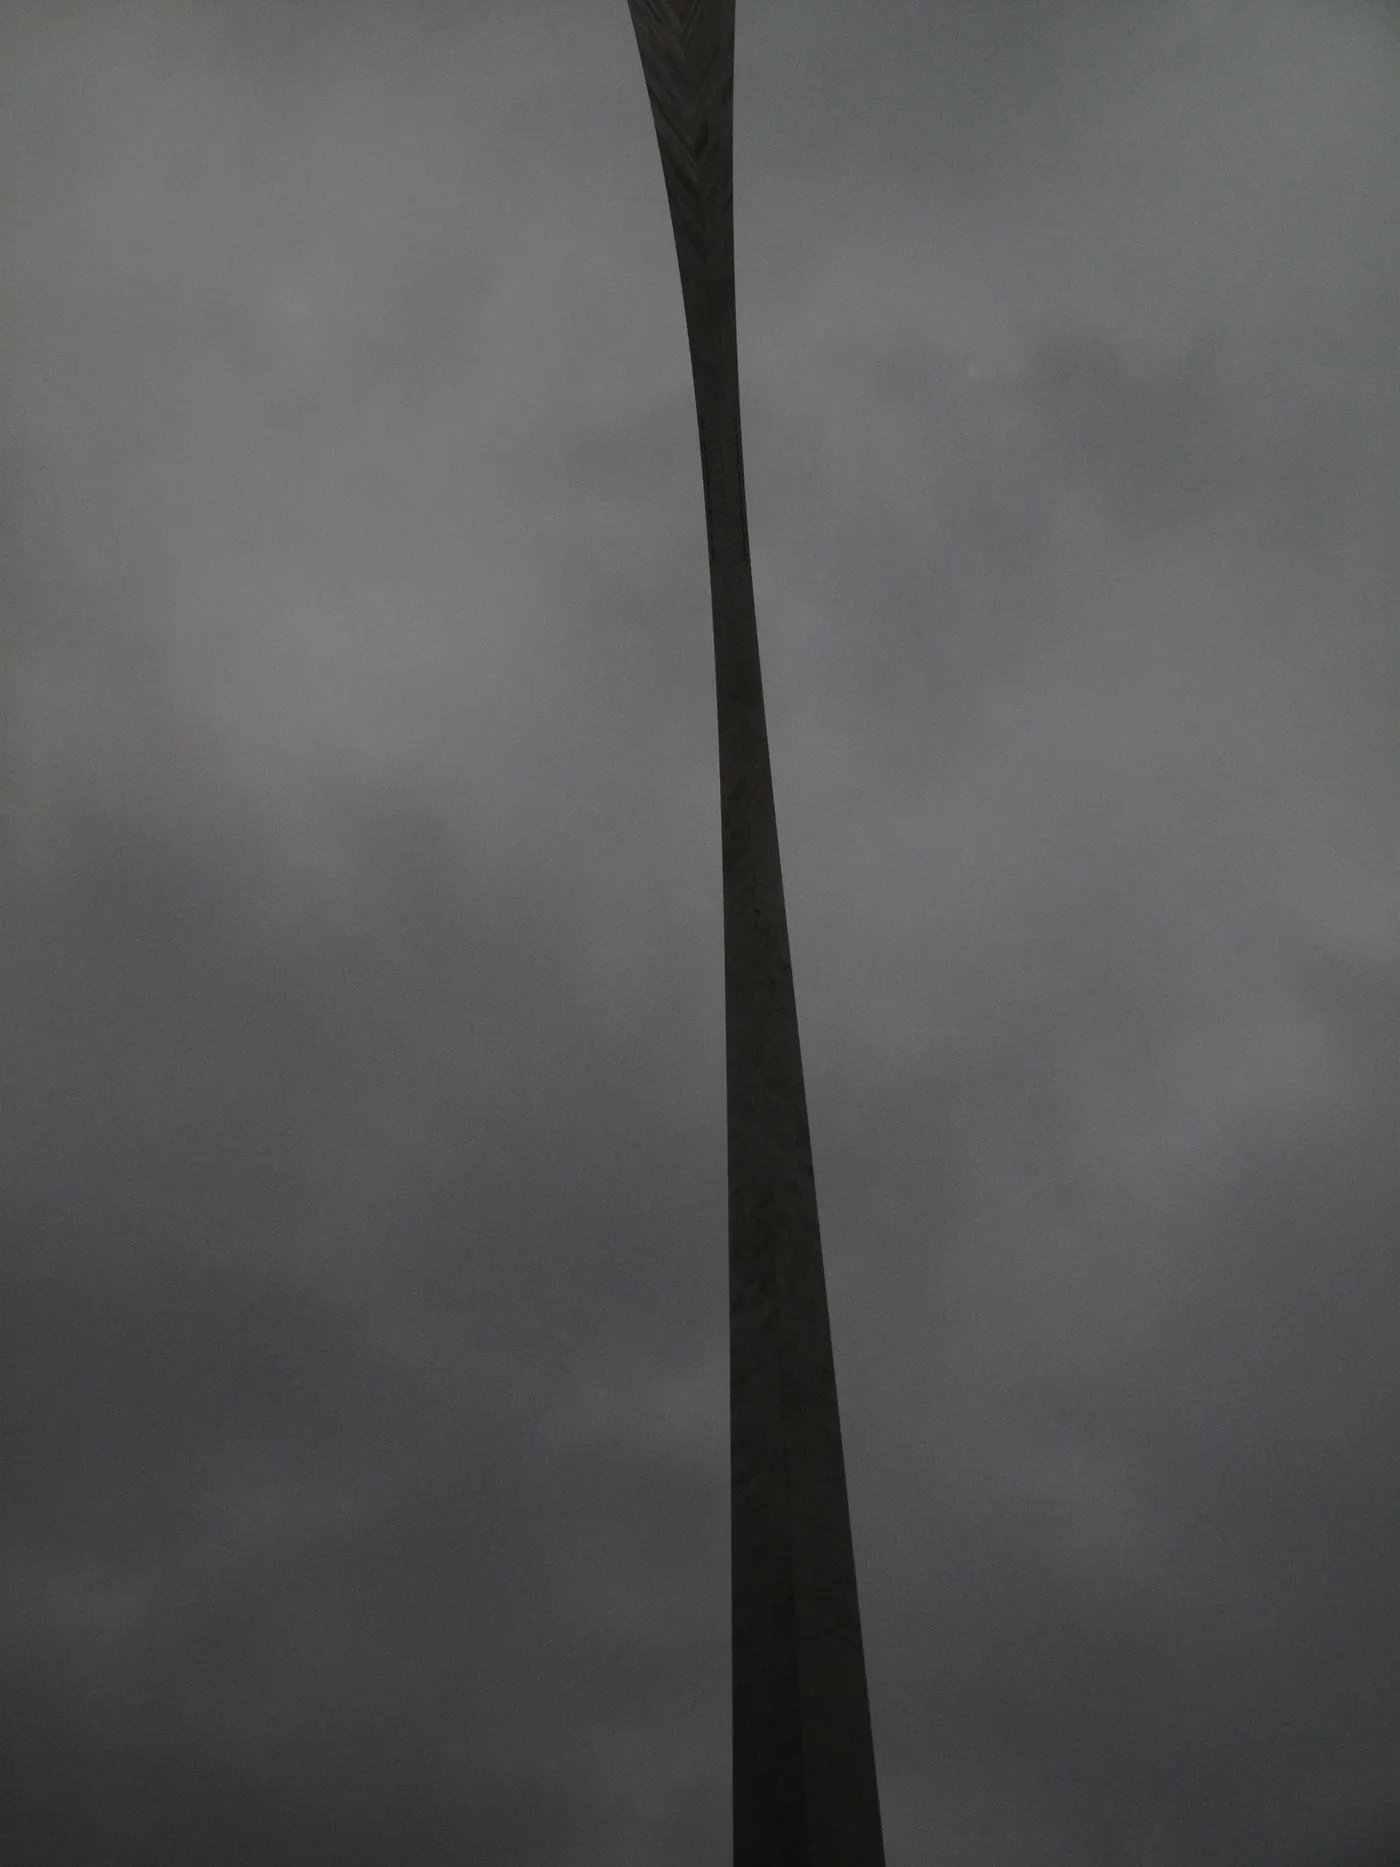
623, 6, 886, 1862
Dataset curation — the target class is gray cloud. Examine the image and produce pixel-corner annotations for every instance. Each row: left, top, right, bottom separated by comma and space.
1, 1, 1397, 1862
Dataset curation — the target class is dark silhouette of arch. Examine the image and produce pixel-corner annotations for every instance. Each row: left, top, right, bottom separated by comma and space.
623, 5, 886, 1861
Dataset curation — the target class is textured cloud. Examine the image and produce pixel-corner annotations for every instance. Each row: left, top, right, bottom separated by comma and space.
1, 1, 1397, 1862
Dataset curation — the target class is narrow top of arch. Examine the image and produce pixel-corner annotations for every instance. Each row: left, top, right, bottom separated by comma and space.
626, 0, 736, 164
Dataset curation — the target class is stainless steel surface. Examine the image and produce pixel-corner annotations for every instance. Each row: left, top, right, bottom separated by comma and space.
623, 6, 886, 1860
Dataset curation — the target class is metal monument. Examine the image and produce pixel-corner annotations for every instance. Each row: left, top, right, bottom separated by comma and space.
623, 4, 886, 1861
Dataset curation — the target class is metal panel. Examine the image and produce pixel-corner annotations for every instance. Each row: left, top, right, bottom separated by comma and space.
623, 7, 887, 1861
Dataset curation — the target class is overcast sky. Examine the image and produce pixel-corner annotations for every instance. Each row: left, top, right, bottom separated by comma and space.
2, 1, 1398, 1862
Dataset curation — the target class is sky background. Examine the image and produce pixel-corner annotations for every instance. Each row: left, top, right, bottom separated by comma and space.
2, 1, 1398, 1862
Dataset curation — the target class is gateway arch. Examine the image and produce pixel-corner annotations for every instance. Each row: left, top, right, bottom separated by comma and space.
623, 5, 887, 1861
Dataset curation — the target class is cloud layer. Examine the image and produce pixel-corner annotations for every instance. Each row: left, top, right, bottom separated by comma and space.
2, 2, 1397, 1861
